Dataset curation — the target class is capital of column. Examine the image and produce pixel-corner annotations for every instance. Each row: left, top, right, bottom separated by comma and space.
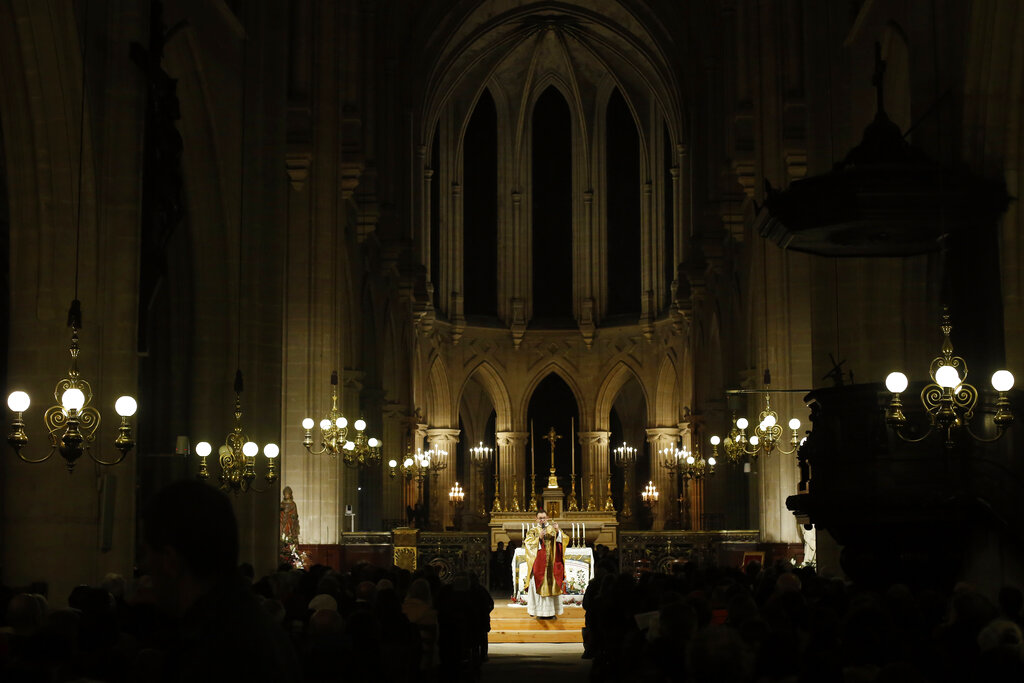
577, 431, 610, 447
426, 427, 461, 448
495, 431, 528, 448
646, 427, 680, 447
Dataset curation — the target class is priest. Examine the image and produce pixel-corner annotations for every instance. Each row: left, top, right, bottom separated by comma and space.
523, 509, 564, 619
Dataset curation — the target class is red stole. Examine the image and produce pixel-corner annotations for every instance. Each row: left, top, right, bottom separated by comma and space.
532, 531, 565, 592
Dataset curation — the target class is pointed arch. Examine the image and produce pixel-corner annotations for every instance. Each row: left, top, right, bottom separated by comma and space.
594, 361, 650, 430
654, 356, 680, 426
519, 361, 587, 430
426, 355, 455, 427
460, 361, 514, 432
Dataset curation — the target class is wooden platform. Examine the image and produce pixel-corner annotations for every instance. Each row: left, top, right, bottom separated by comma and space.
488, 603, 584, 643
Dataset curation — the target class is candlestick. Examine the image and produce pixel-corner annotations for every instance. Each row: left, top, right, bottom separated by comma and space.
571, 417, 575, 476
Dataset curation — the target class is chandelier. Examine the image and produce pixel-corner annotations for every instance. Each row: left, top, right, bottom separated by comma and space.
717, 395, 803, 461
195, 370, 278, 493
884, 307, 1014, 448
7, 302, 138, 471
6, 22, 137, 472
301, 371, 381, 467
682, 443, 716, 481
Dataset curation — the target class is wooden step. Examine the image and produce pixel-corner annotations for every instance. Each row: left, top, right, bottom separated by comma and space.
489, 629, 583, 643
488, 604, 585, 643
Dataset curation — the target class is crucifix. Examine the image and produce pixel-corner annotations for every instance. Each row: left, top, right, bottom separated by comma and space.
543, 426, 562, 488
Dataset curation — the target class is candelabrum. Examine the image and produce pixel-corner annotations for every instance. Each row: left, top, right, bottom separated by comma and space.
716, 395, 802, 460
509, 470, 522, 512
195, 371, 278, 494
586, 472, 597, 510
641, 481, 659, 509
301, 371, 381, 467
604, 471, 615, 512
613, 442, 637, 519
529, 471, 539, 512
448, 481, 465, 506
885, 307, 1014, 449
659, 445, 685, 528
7, 301, 137, 471
470, 442, 493, 517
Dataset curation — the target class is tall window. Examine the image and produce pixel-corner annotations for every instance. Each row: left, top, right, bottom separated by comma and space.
430, 126, 440, 309
663, 123, 674, 305
605, 88, 641, 317
463, 90, 498, 317
532, 87, 573, 321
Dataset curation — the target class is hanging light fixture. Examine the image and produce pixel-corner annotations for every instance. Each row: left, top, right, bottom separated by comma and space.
6, 12, 136, 471
195, 370, 278, 493
715, 377, 804, 461
300, 373, 382, 467
682, 441, 716, 481
885, 307, 1014, 448
192, 35, 279, 494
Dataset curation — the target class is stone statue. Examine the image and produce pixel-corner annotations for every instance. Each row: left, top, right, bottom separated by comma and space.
280, 486, 300, 551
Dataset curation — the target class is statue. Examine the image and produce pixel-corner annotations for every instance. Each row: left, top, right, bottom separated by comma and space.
279, 486, 300, 566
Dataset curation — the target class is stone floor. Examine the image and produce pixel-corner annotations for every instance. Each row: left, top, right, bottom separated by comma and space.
481, 642, 590, 681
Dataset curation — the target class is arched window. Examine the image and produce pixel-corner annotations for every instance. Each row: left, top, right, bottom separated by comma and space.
532, 86, 573, 321
463, 89, 498, 317
605, 88, 641, 317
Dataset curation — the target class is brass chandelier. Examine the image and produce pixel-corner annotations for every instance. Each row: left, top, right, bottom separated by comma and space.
884, 307, 1014, 448
6, 21, 137, 472
717, 394, 803, 462
300, 372, 381, 468
7, 303, 137, 471
195, 370, 278, 494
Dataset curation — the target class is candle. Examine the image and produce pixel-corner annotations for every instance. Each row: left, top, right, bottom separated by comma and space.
571, 417, 575, 477
530, 420, 535, 475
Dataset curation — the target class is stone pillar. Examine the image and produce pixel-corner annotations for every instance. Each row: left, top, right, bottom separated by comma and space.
496, 431, 528, 512
380, 403, 407, 528
646, 427, 680, 530
427, 428, 460, 530
578, 431, 611, 511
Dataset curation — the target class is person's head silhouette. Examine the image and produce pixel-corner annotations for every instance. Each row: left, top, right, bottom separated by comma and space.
142, 479, 239, 616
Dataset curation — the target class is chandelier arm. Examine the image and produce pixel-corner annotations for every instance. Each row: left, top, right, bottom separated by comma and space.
774, 442, 799, 456
15, 448, 56, 464
963, 424, 1008, 444
88, 450, 129, 467
893, 426, 936, 444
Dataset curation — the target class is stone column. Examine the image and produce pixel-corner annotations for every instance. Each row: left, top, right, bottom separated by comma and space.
380, 403, 407, 528
578, 431, 611, 511
427, 428, 460, 530
646, 427, 680, 530
496, 431, 528, 512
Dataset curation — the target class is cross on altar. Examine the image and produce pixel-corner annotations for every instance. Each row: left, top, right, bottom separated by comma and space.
543, 426, 561, 488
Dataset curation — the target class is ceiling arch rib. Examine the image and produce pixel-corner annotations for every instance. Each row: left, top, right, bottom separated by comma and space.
420, 3, 685, 150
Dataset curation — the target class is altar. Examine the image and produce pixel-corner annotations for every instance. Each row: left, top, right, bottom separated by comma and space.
511, 546, 594, 605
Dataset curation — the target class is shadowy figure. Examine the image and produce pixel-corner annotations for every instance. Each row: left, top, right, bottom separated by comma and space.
142, 480, 298, 682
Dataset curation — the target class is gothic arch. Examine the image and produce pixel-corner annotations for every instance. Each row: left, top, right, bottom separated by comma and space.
653, 356, 680, 426
459, 361, 514, 432
519, 361, 587, 430
426, 355, 455, 428
594, 360, 650, 430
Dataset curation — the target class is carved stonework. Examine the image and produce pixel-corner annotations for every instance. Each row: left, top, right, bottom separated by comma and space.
510, 297, 526, 349
578, 297, 596, 348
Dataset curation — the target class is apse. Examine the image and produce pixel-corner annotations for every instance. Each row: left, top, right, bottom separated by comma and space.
525, 373, 580, 493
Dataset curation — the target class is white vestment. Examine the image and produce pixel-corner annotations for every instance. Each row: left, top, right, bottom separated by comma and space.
526, 529, 564, 617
